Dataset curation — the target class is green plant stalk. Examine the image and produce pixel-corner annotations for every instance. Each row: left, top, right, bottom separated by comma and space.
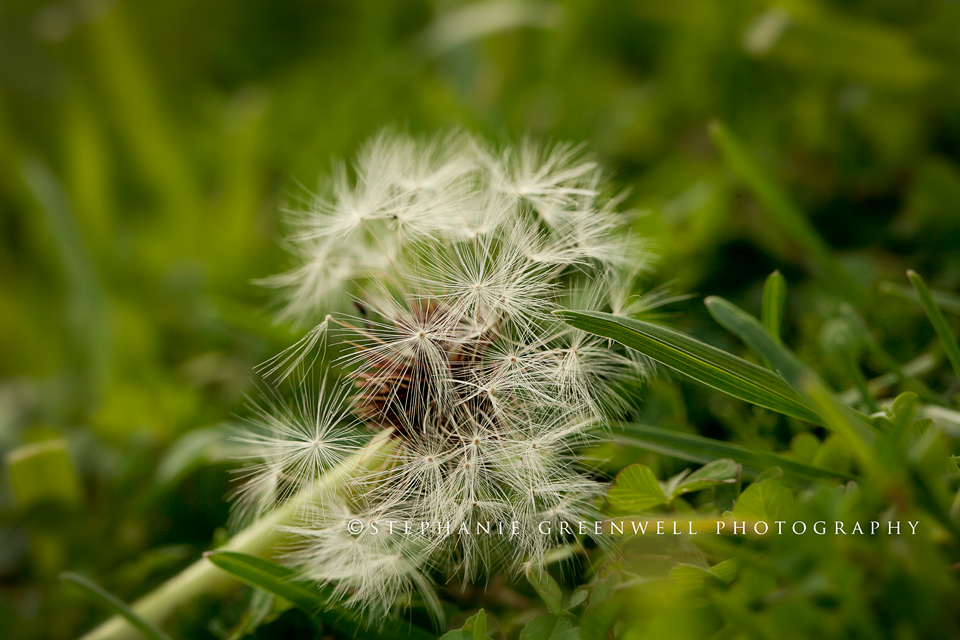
80, 430, 395, 640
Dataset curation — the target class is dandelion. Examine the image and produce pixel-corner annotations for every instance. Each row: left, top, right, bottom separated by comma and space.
236, 130, 661, 625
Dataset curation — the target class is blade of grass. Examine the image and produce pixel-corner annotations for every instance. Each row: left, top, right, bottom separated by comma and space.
879, 281, 960, 316
207, 552, 435, 640
708, 121, 863, 306
908, 270, 960, 381
613, 423, 854, 484
840, 307, 944, 405
761, 270, 787, 341
61, 573, 172, 640
21, 157, 109, 394
837, 354, 937, 405
553, 310, 823, 425
703, 296, 876, 449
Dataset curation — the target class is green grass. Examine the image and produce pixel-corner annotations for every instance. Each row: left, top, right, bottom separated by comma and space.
3, 1, 960, 639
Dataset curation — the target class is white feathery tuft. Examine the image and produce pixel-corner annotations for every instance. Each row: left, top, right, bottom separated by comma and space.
234, 130, 660, 626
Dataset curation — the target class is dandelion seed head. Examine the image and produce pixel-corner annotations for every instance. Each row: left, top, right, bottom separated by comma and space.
236, 130, 659, 625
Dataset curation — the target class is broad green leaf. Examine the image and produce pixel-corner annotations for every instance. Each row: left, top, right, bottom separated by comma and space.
708, 121, 863, 306
440, 609, 488, 640
732, 479, 793, 522
206, 551, 435, 640
518, 614, 578, 640
60, 572, 172, 640
761, 270, 787, 340
7, 439, 82, 509
554, 309, 823, 425
525, 568, 566, 617
908, 270, 960, 381
608, 464, 667, 513
672, 459, 740, 497
614, 423, 854, 484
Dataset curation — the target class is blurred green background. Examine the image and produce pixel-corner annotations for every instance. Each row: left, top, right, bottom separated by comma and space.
3, 1, 960, 638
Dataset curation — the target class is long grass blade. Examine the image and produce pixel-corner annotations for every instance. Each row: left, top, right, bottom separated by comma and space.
61, 573, 172, 640
761, 270, 787, 341
879, 281, 960, 316
613, 423, 854, 484
908, 270, 960, 381
704, 296, 876, 448
207, 551, 435, 640
554, 309, 823, 425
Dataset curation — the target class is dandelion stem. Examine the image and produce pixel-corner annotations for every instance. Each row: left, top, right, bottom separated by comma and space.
79, 430, 395, 640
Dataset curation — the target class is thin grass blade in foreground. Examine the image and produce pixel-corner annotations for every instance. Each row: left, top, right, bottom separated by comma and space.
61, 573, 172, 640
79, 430, 395, 640
612, 423, 855, 484
703, 296, 876, 445
206, 552, 435, 640
879, 281, 960, 316
908, 270, 960, 381
553, 310, 823, 424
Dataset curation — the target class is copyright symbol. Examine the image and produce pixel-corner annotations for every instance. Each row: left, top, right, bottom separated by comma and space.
347, 519, 364, 535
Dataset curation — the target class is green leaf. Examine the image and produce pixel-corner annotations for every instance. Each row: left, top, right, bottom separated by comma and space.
608, 464, 668, 513
525, 568, 566, 617
518, 614, 578, 640
441, 609, 489, 640
732, 480, 793, 522
708, 120, 863, 306
206, 551, 435, 640
60, 572, 173, 640
554, 309, 823, 425
614, 423, 854, 484
908, 270, 960, 381
672, 459, 740, 497
761, 270, 787, 340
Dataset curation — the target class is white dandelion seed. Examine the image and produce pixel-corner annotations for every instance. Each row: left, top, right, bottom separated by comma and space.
235, 130, 662, 626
